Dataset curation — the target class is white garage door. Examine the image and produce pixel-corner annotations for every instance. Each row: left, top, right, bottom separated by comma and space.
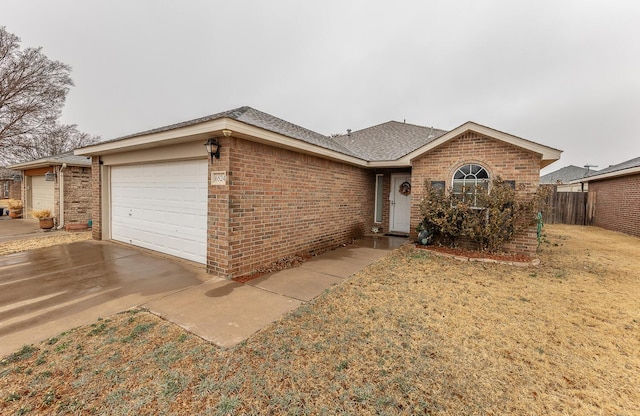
31, 175, 55, 212
111, 159, 208, 264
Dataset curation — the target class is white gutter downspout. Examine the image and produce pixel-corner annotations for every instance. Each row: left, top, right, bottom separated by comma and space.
57, 163, 67, 229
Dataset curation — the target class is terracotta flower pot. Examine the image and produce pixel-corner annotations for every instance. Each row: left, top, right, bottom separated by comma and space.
39, 217, 54, 230
9, 209, 22, 219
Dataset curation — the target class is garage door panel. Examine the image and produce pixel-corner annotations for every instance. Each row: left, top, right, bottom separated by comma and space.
31, 176, 55, 212
111, 160, 207, 264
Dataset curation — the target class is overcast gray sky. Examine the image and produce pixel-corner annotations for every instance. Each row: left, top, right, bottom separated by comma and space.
3, 0, 639, 174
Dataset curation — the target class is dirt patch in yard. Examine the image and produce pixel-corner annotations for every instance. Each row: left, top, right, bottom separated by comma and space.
1, 225, 639, 415
0, 231, 92, 255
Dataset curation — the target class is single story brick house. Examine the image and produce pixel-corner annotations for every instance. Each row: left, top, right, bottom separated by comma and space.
75, 106, 561, 278
8, 153, 92, 228
572, 156, 640, 238
0, 167, 22, 200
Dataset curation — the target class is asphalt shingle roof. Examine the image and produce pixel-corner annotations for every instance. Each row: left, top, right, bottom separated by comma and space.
540, 165, 596, 184
108, 106, 360, 159
333, 121, 448, 161
8, 152, 91, 169
97, 106, 447, 161
584, 156, 640, 178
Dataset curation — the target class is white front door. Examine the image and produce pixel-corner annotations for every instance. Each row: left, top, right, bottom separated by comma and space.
390, 174, 411, 233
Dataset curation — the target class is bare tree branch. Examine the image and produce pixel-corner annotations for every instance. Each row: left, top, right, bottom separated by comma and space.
0, 26, 99, 165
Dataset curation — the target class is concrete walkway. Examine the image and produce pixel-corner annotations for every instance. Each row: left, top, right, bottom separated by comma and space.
0, 236, 406, 356
144, 236, 406, 348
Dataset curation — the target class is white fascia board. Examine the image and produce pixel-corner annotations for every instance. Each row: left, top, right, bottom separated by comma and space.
367, 160, 411, 168
74, 119, 229, 156
404, 122, 562, 163
7, 161, 54, 170
8, 160, 89, 170
570, 166, 640, 184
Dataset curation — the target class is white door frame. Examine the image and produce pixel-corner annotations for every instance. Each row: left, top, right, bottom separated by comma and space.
389, 173, 411, 233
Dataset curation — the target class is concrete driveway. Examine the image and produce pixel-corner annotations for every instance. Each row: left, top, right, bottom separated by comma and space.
0, 217, 42, 243
1, 236, 405, 357
0, 240, 211, 356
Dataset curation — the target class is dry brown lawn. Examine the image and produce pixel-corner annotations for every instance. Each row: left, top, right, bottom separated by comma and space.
1, 224, 638, 415
0, 231, 92, 256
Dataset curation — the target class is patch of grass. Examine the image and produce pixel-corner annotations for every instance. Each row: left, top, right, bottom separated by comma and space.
2, 345, 38, 365
54, 342, 68, 353
160, 371, 192, 399
121, 322, 155, 343
42, 389, 56, 406
197, 377, 220, 397
215, 396, 240, 415
5, 392, 22, 402
88, 322, 109, 336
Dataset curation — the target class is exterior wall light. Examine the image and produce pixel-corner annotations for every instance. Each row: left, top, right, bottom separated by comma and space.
44, 171, 56, 181
205, 138, 221, 162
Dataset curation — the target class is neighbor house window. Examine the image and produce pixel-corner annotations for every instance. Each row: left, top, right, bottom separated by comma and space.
374, 174, 384, 223
452, 164, 489, 208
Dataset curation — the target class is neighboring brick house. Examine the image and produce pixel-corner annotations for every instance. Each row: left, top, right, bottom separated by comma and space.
75, 106, 561, 278
8, 153, 92, 228
572, 156, 640, 238
0, 167, 22, 200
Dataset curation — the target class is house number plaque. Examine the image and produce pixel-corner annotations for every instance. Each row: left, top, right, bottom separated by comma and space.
211, 171, 227, 186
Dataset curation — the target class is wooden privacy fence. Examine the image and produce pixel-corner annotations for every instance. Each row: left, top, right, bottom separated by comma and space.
541, 188, 595, 225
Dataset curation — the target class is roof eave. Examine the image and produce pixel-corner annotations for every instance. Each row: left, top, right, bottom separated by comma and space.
8, 159, 91, 170
75, 117, 370, 167
404, 122, 562, 166
570, 166, 640, 183
75, 118, 230, 156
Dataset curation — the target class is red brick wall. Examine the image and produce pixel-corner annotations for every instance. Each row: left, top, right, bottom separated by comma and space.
91, 157, 102, 239
9, 181, 21, 200
62, 166, 92, 225
1, 180, 21, 200
210, 138, 374, 278
589, 173, 640, 238
410, 131, 542, 255
207, 138, 232, 276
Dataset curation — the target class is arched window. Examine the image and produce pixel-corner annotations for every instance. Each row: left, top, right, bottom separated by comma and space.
452, 164, 489, 207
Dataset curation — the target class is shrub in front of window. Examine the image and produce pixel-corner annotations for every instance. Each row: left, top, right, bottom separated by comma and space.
418, 177, 549, 253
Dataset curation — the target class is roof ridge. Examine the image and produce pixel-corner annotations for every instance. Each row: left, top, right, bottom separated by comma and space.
344, 120, 447, 136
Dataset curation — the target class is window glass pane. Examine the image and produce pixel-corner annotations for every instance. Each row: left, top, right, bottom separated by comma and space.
374, 175, 383, 223
431, 181, 445, 192
452, 164, 489, 208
